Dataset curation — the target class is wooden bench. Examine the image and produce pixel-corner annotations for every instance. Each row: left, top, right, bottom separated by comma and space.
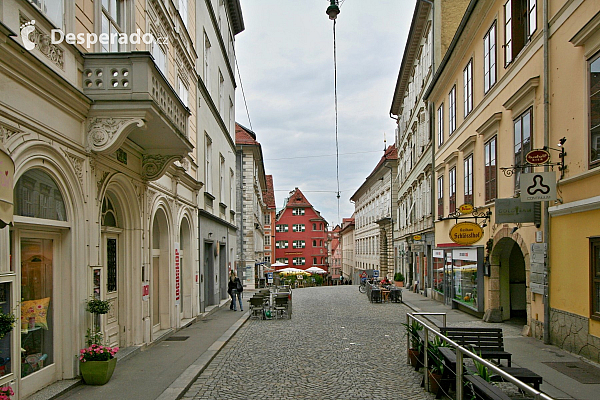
440, 327, 512, 367
464, 374, 511, 400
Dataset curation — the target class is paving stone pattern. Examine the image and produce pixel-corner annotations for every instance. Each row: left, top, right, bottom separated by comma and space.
183, 286, 435, 400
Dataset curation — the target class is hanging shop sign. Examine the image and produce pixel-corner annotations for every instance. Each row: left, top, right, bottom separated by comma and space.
411, 244, 424, 252
525, 149, 550, 165
520, 172, 557, 202
413, 235, 422, 241
458, 204, 474, 214
452, 248, 478, 261
495, 198, 541, 224
449, 222, 484, 245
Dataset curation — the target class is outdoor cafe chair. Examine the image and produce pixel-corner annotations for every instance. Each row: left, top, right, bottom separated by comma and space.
273, 296, 290, 319
249, 296, 265, 320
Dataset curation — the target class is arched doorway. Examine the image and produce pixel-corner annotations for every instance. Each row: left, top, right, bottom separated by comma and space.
14, 167, 70, 397
100, 193, 124, 348
151, 208, 170, 336
491, 236, 527, 323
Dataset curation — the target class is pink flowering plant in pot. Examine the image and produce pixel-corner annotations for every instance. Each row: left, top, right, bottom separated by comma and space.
79, 344, 119, 362
0, 385, 14, 399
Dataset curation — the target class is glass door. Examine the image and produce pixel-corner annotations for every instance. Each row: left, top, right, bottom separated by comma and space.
20, 238, 54, 382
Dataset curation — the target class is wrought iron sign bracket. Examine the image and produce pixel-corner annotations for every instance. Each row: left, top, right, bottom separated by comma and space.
437, 207, 492, 228
500, 139, 567, 179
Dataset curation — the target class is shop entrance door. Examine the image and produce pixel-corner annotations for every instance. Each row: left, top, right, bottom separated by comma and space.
20, 235, 60, 397
103, 232, 122, 347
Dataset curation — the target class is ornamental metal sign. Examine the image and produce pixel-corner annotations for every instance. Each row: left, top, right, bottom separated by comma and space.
525, 149, 550, 165
449, 222, 484, 245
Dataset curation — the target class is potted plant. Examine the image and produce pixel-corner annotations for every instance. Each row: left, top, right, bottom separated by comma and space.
394, 272, 405, 287
86, 298, 111, 315
426, 336, 447, 395
402, 320, 423, 369
0, 312, 16, 340
0, 385, 14, 399
79, 340, 119, 385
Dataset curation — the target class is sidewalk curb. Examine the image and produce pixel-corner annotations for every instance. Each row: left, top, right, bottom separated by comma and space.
155, 311, 249, 400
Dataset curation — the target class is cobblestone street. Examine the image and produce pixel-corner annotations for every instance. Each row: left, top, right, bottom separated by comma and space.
182, 286, 434, 400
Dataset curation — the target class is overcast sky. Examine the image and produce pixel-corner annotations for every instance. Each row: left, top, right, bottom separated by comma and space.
234, 0, 413, 227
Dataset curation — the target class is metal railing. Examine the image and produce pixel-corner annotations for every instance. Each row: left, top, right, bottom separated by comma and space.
406, 313, 554, 400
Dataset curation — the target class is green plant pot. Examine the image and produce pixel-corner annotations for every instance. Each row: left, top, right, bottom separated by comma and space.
80, 358, 117, 385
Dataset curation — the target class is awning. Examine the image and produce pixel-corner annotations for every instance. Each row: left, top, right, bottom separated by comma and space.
0, 143, 14, 228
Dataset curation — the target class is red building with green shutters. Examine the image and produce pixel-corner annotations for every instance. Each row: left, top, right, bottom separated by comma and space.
274, 188, 328, 271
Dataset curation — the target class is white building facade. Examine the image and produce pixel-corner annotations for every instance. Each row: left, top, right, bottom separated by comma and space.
0, 0, 243, 397
350, 146, 397, 280
235, 124, 267, 290
196, 0, 244, 312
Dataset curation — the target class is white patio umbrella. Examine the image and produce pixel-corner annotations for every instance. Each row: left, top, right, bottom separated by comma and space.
278, 267, 310, 275
271, 261, 288, 268
306, 266, 327, 274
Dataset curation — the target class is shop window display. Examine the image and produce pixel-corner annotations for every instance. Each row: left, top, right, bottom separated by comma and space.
453, 261, 478, 308
0, 283, 13, 377
20, 239, 53, 378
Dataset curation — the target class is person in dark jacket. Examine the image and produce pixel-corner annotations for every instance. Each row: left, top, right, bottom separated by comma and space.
228, 271, 243, 311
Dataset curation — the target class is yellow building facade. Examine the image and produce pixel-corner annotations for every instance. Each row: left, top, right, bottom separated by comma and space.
425, 1, 600, 361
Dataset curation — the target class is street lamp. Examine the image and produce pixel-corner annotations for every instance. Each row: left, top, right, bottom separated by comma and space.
326, 0, 341, 20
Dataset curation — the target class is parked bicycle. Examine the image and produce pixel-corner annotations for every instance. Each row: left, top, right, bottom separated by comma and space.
358, 278, 373, 294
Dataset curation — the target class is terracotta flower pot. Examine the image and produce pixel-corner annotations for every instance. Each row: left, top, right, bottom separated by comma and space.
80, 358, 117, 385
394, 281, 404, 287
408, 348, 420, 369
427, 369, 442, 394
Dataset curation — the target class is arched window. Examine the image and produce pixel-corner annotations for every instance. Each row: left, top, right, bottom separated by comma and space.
101, 196, 118, 227
15, 169, 66, 221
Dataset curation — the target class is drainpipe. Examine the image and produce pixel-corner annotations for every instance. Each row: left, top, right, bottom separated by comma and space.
543, 0, 550, 345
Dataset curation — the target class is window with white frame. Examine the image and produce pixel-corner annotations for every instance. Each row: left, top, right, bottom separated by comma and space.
219, 155, 225, 202
437, 104, 444, 146
449, 167, 456, 213
292, 208, 305, 216
485, 137, 497, 202
265, 235, 271, 246
229, 98, 234, 135
264, 256, 271, 264
293, 240, 306, 249
101, 0, 123, 52
464, 59, 473, 117
178, 76, 189, 107
264, 214, 271, 225
230, 169, 235, 210
203, 32, 211, 89
275, 240, 288, 249
151, 40, 167, 76
484, 23, 497, 93
205, 135, 212, 194
276, 258, 288, 264
589, 52, 600, 166
292, 224, 305, 232
293, 257, 306, 266
31, 0, 64, 28
276, 224, 288, 232
504, 0, 537, 66
449, 86, 456, 134
514, 108, 532, 192
178, 0, 188, 28
218, 70, 224, 115
464, 155, 473, 206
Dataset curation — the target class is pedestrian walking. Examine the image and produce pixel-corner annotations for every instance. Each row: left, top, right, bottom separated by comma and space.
228, 272, 243, 311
